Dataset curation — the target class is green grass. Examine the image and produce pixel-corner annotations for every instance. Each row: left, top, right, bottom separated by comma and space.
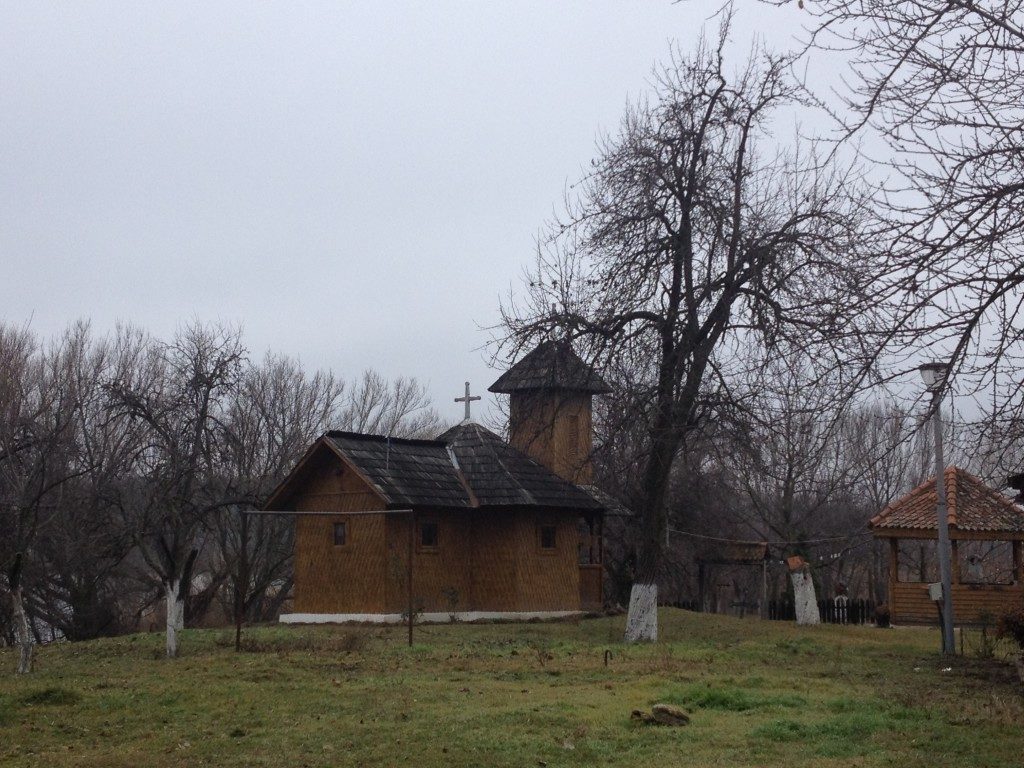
0, 609, 1021, 767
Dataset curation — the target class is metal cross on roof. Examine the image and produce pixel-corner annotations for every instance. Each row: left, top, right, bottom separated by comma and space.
454, 381, 481, 421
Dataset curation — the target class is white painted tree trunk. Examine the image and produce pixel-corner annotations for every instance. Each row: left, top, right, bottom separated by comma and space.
12, 585, 33, 674
624, 583, 658, 642
165, 579, 184, 658
791, 570, 820, 626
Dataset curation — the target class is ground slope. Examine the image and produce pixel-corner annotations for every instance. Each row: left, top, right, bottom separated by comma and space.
1, 610, 1021, 767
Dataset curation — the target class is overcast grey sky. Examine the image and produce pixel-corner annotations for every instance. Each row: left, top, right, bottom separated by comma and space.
1, 1, 809, 424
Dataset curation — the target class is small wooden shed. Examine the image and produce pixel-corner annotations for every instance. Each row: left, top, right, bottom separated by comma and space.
870, 467, 1024, 625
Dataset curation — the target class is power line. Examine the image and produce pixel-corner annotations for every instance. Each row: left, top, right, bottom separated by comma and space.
666, 526, 873, 547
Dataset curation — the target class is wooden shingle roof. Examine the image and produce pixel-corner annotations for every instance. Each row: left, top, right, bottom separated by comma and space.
870, 467, 1024, 535
489, 340, 610, 394
438, 422, 602, 510
282, 425, 604, 512
325, 432, 470, 509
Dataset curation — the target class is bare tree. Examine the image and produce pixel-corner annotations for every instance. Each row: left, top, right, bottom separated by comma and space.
337, 369, 442, 438
106, 323, 246, 658
215, 353, 343, 649
0, 317, 446, 656
842, 401, 922, 602
0, 323, 93, 672
754, 0, 1024, 442
724, 353, 862, 546
31, 329, 140, 642
501, 20, 878, 640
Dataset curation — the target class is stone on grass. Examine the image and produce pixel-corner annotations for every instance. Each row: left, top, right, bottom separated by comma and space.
631, 704, 690, 726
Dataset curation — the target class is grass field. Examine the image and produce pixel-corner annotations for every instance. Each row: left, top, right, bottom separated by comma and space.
1, 609, 1022, 767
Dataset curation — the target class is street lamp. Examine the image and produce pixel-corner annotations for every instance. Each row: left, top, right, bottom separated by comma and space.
919, 361, 956, 655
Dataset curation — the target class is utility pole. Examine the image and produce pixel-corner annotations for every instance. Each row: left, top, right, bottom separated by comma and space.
920, 362, 956, 655
408, 511, 415, 648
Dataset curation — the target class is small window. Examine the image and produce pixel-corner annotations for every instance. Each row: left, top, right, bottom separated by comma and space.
333, 521, 347, 546
540, 525, 557, 550
420, 521, 439, 549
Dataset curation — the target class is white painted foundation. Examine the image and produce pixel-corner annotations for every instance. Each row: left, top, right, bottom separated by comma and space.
280, 610, 583, 625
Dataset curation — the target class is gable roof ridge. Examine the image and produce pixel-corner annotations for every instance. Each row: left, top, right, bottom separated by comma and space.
445, 443, 480, 508
956, 465, 1024, 516
869, 473, 934, 527
870, 466, 963, 527
946, 466, 959, 527
264, 434, 393, 511
326, 429, 444, 448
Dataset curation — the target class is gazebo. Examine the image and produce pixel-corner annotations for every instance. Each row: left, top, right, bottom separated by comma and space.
870, 467, 1024, 625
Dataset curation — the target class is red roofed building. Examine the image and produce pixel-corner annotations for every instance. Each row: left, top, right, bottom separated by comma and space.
871, 467, 1024, 625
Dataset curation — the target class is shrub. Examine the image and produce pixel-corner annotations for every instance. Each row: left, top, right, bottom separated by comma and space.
874, 604, 891, 628
996, 607, 1024, 649
19, 687, 82, 707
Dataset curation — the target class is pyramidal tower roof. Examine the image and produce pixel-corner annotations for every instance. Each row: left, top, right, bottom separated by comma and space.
489, 340, 610, 395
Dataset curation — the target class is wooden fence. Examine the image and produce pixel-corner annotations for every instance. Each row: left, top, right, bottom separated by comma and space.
661, 598, 876, 624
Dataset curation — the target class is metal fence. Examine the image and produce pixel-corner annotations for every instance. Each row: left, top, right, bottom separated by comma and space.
767, 597, 876, 625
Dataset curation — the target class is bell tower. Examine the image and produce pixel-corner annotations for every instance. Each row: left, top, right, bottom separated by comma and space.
489, 340, 609, 484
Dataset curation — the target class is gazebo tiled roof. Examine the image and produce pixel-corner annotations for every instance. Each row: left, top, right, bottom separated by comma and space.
870, 467, 1024, 535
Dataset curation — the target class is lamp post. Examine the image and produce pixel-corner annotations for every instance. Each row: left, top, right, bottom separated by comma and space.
919, 362, 956, 655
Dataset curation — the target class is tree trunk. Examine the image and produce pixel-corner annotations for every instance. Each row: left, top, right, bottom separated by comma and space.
12, 585, 33, 674
624, 583, 658, 642
165, 579, 184, 658
623, 418, 678, 642
791, 569, 820, 626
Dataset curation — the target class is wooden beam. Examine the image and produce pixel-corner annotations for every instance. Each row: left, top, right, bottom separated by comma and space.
874, 528, 1024, 542
242, 508, 413, 517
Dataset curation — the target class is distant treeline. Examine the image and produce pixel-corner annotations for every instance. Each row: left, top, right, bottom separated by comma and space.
0, 320, 441, 663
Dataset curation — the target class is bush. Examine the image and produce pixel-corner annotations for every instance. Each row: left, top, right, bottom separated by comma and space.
996, 607, 1024, 649
874, 604, 891, 628
19, 687, 82, 707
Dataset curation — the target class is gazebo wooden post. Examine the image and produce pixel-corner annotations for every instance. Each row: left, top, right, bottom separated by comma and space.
888, 538, 899, 616
1014, 541, 1023, 584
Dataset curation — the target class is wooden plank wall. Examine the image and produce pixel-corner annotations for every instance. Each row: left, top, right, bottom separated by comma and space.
382, 509, 582, 613
509, 511, 582, 611
384, 511, 476, 614
891, 582, 1024, 625
290, 452, 590, 615
292, 454, 388, 613
579, 564, 603, 611
509, 393, 593, 483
